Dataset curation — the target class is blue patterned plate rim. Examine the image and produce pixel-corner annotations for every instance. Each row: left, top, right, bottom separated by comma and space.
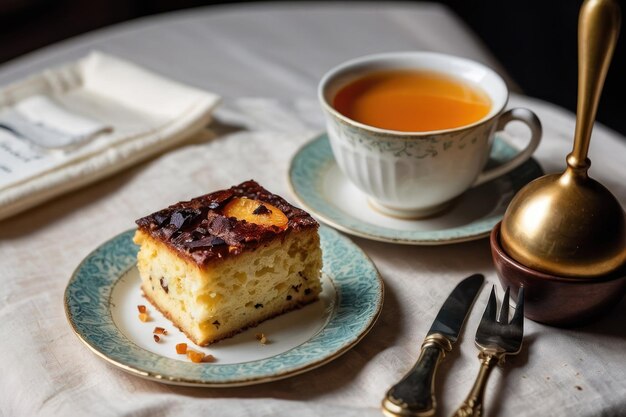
64, 225, 383, 386
288, 133, 543, 245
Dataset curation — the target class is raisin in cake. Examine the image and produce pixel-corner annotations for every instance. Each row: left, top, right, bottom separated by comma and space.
133, 180, 323, 346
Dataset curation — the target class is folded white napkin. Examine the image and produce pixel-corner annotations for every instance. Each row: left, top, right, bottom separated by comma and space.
0, 95, 112, 149
0, 52, 220, 220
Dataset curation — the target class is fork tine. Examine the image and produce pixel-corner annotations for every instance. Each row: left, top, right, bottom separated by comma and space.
498, 286, 510, 324
511, 287, 525, 328
481, 286, 498, 324
456, 287, 524, 417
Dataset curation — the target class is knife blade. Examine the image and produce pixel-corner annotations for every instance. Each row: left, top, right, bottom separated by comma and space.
382, 273, 484, 417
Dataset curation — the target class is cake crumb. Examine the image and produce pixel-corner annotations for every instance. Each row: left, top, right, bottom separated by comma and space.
202, 354, 216, 363
137, 305, 147, 313
153, 334, 160, 343
256, 333, 268, 345
138, 312, 150, 322
187, 349, 205, 363
185, 349, 214, 363
176, 343, 188, 354
154, 327, 168, 335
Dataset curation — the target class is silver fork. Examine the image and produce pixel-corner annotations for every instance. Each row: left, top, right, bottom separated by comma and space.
452, 286, 524, 417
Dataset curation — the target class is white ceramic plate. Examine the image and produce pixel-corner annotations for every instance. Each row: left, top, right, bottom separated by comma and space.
65, 225, 383, 386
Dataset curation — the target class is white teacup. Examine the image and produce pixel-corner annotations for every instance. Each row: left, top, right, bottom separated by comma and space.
318, 52, 542, 218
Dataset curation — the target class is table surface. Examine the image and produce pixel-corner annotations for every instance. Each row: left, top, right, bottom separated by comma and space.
1, 3, 625, 417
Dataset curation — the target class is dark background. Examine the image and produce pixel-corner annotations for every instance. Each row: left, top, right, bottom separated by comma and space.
1, 0, 624, 135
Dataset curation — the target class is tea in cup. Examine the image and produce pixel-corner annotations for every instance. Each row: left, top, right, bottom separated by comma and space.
318, 52, 542, 218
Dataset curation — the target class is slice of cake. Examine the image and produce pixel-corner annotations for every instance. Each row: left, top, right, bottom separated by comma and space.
133, 180, 323, 346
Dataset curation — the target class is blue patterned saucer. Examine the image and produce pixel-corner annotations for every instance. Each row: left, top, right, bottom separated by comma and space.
288, 133, 543, 245
64, 225, 383, 386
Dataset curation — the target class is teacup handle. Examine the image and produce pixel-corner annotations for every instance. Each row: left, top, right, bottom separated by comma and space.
473, 108, 542, 187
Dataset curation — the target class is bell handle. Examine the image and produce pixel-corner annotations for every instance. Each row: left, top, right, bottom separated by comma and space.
568, 0, 621, 172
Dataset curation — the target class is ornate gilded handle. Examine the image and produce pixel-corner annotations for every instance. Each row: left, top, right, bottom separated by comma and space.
382, 334, 452, 417
451, 350, 502, 417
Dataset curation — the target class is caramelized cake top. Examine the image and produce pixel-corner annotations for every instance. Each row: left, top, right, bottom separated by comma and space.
135, 180, 318, 266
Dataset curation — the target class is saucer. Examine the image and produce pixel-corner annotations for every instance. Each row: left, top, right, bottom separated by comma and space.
288, 133, 543, 245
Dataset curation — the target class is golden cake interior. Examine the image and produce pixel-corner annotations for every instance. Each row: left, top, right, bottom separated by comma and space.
134, 228, 322, 346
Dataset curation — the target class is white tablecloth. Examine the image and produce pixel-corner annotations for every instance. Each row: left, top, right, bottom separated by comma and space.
1, 3, 625, 417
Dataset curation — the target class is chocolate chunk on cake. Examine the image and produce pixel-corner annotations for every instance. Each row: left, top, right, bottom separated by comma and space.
133, 180, 323, 346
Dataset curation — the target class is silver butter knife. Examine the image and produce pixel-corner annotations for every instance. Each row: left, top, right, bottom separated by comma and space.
382, 273, 484, 417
